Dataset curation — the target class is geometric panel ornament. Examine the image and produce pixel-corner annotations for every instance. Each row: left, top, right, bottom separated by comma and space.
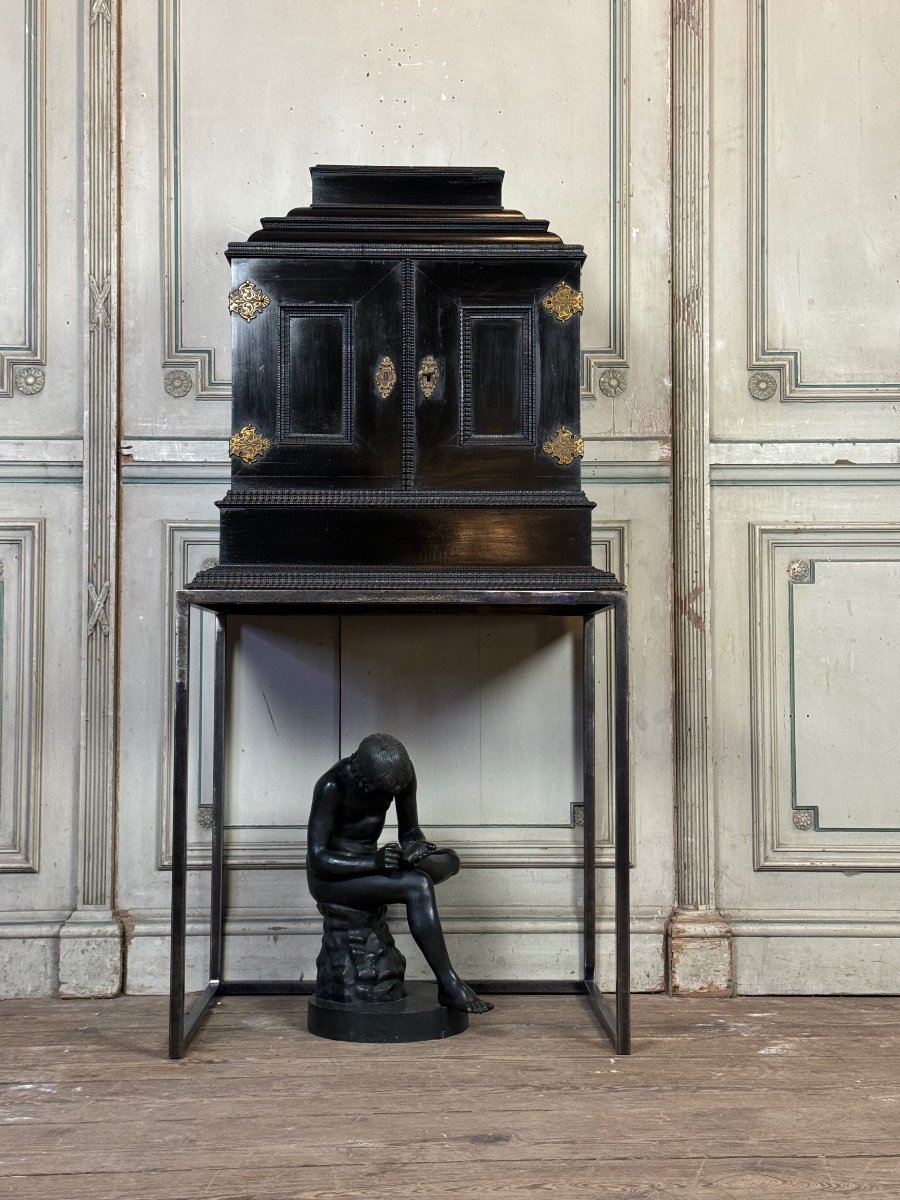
748, 2, 900, 403
0, 523, 45, 871
751, 524, 900, 870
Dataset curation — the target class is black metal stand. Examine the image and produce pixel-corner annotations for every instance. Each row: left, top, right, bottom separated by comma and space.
168, 583, 630, 1058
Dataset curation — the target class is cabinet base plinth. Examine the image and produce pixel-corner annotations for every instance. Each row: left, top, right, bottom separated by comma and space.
220, 503, 594, 569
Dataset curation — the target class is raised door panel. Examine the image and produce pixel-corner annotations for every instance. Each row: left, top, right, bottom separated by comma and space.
413, 261, 583, 490
229, 258, 404, 488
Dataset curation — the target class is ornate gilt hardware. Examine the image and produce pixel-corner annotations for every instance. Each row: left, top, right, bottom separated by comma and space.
417, 355, 439, 397
228, 279, 271, 322
374, 355, 397, 399
541, 281, 584, 323
542, 426, 584, 466
229, 425, 271, 464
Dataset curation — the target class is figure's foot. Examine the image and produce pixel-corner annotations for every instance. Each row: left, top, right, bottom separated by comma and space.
438, 978, 494, 1014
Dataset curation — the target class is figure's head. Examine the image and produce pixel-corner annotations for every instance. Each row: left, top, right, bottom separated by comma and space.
350, 733, 414, 795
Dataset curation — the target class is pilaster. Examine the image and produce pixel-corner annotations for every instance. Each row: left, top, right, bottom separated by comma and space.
669, 0, 733, 995
60, 0, 122, 996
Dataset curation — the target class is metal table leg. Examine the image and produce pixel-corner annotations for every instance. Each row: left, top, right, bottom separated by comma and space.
169, 599, 228, 1058
168, 595, 191, 1058
582, 613, 597, 989
208, 614, 227, 994
582, 598, 631, 1054
613, 594, 631, 1054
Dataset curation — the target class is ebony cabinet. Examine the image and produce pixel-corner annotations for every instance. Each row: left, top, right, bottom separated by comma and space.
218, 166, 597, 571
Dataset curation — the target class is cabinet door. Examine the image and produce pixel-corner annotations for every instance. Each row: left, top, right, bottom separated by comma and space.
413, 260, 583, 490
230, 258, 404, 487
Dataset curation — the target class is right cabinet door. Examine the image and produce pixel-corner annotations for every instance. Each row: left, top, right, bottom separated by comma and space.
413, 259, 583, 490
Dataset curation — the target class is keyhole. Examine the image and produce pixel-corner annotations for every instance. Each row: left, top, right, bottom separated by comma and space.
417, 355, 439, 398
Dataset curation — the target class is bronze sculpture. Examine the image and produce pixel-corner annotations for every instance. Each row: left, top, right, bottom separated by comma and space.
306, 733, 492, 1037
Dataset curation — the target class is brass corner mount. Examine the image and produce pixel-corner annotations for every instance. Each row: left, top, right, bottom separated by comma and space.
542, 427, 584, 466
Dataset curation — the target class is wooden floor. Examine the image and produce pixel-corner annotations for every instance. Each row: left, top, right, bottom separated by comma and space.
0, 994, 898, 1198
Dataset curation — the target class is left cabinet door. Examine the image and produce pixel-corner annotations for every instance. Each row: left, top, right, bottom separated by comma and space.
230, 258, 404, 488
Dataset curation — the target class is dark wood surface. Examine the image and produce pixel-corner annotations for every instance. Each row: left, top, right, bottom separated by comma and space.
2, 994, 898, 1198
223, 165, 593, 572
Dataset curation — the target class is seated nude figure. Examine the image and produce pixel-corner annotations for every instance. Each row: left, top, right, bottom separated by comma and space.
306, 732, 493, 1015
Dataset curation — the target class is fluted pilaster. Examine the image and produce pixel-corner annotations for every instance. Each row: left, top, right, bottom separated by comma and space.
61, 0, 121, 996
669, 0, 732, 994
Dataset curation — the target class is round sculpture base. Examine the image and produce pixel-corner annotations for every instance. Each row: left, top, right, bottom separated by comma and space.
307, 981, 469, 1043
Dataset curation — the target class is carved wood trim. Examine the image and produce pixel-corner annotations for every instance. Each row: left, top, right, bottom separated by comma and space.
0, 523, 45, 872
0, 0, 47, 397
747, 0, 900, 402
78, 0, 119, 910
672, 0, 716, 912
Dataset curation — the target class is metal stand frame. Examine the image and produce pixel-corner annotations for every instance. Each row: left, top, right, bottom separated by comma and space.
169, 588, 630, 1058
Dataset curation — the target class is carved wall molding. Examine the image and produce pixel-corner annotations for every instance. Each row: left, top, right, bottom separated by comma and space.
128, 905, 667, 938
14, 368, 46, 396
596, 368, 628, 399
77, 0, 119, 912
671, 0, 717, 913
163, 368, 192, 397
0, 523, 45, 873
751, 524, 900, 870
86, 580, 111, 637
159, 0, 253, 396
747, 371, 777, 401
580, 0, 630, 383
747, 0, 900, 403
0, 0, 47, 398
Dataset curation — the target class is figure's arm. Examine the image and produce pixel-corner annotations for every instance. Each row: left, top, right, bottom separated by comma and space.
394, 769, 422, 844
395, 769, 437, 865
307, 778, 397, 878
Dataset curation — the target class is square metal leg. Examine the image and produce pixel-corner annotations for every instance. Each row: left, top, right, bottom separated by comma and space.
582, 598, 631, 1054
168, 594, 192, 1058
169, 599, 226, 1058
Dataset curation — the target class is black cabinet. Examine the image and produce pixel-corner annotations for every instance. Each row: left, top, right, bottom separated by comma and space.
218, 166, 597, 572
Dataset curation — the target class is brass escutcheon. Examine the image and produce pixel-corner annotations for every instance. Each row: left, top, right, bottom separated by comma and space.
417, 355, 439, 397
374, 355, 397, 399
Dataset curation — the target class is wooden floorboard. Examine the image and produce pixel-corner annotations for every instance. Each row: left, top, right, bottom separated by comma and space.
0, 994, 898, 1198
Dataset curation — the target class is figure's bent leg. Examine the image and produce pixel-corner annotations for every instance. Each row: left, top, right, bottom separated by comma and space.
401, 870, 492, 1015
310, 870, 492, 1014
